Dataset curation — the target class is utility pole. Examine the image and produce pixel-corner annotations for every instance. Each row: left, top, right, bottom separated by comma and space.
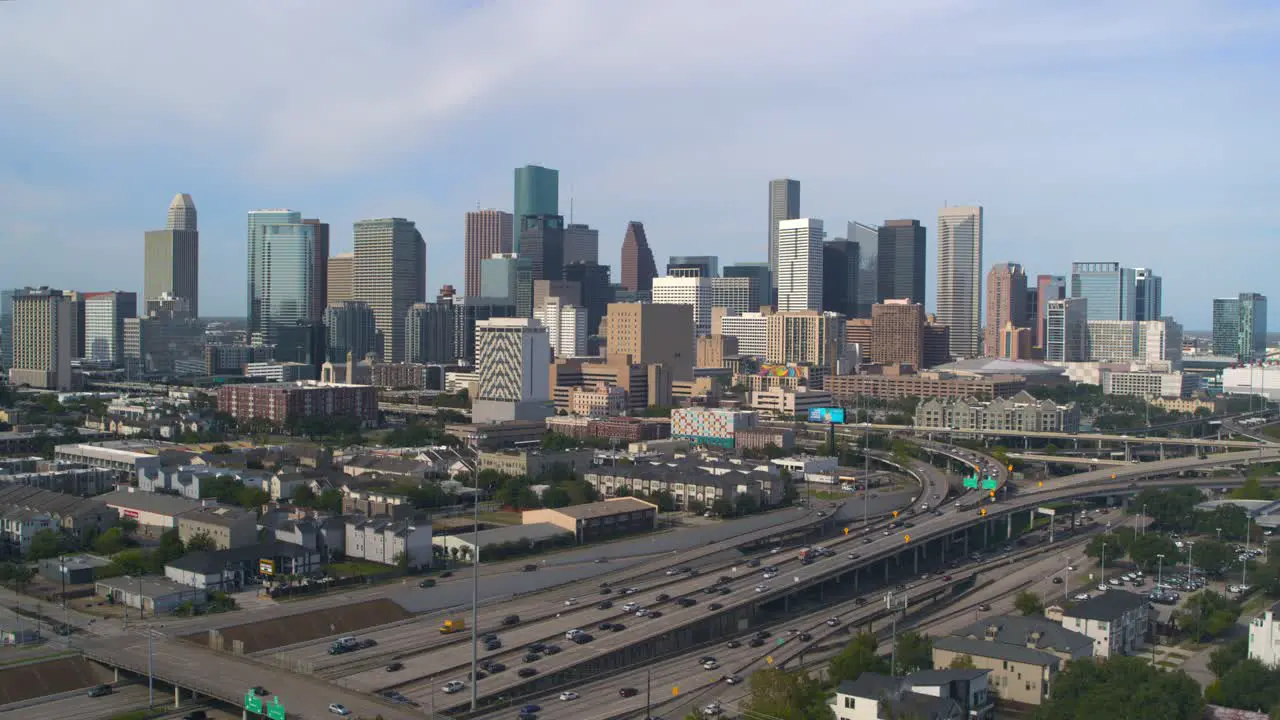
470, 492, 480, 712
885, 590, 909, 676
645, 668, 652, 720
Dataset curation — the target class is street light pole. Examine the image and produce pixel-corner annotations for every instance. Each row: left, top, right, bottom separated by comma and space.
1157, 554, 1165, 592
147, 626, 154, 707
469, 493, 480, 712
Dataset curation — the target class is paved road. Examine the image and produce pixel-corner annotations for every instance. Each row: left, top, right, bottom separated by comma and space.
16, 683, 153, 720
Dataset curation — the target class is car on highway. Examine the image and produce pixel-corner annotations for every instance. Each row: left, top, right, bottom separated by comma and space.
523, 564, 538, 572
704, 702, 723, 715
442, 680, 466, 694
1073, 593, 1091, 601
386, 662, 403, 672
718, 586, 732, 595
677, 597, 697, 607
619, 687, 639, 697
703, 660, 720, 670
746, 558, 761, 567
523, 653, 542, 663
329, 703, 352, 715
799, 632, 812, 641
1097, 583, 1108, 591
666, 568, 680, 575
623, 601, 640, 612
572, 633, 595, 644
418, 578, 436, 588
559, 691, 579, 701
544, 644, 562, 655
854, 597, 868, 606
518, 668, 539, 678
599, 622, 615, 630
748, 637, 765, 647
863, 537, 873, 544
847, 552, 860, 559
485, 661, 507, 673
724, 674, 743, 684
599, 587, 612, 595
88, 685, 113, 697
943, 575, 952, 581
565, 629, 584, 640
1052, 577, 1063, 584
521, 704, 542, 714
762, 571, 778, 580
597, 600, 613, 609
726, 640, 741, 648
564, 597, 578, 606
656, 593, 671, 601
825, 617, 841, 626
709, 603, 724, 610
485, 639, 501, 651
610, 623, 626, 631
635, 608, 651, 617
503, 615, 520, 625
754, 584, 770, 593
977, 604, 990, 612
251, 686, 269, 696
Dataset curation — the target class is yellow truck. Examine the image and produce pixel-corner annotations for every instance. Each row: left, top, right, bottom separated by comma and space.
439, 618, 466, 634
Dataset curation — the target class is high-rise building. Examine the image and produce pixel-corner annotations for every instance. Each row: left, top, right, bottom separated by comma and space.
327, 252, 355, 304
1034, 275, 1066, 353
123, 294, 204, 379
604, 302, 694, 380
877, 220, 926, 305
324, 301, 378, 362
652, 276, 713, 340
937, 206, 984, 359
716, 311, 768, 358
563, 223, 599, 266
405, 301, 456, 364
534, 297, 588, 359
776, 218, 824, 312
464, 210, 514, 297
768, 179, 801, 295
480, 253, 534, 316
849, 221, 879, 318
353, 217, 426, 362
668, 256, 719, 278
144, 193, 200, 317
1134, 268, 1163, 322
1045, 297, 1088, 362
1212, 297, 1241, 358
450, 296, 517, 364
0, 289, 14, 371
984, 262, 1027, 357
620, 221, 658, 293
1086, 320, 1179, 365
870, 300, 925, 369
722, 263, 772, 312
710, 277, 754, 315
276, 321, 327, 376
8, 287, 76, 390
766, 310, 845, 367
1070, 262, 1136, 322
822, 239, 858, 317
247, 210, 319, 344
513, 165, 559, 252
1214, 293, 1269, 361
562, 262, 612, 338
519, 214, 566, 281
83, 291, 137, 366
301, 219, 330, 320
473, 318, 553, 423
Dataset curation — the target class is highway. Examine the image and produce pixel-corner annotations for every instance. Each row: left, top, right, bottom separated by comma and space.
12, 684, 154, 720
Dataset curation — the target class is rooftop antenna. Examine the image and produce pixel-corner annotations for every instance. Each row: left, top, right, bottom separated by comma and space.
569, 185, 575, 223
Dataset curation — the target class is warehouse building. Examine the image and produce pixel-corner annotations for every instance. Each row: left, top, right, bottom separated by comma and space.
522, 497, 658, 543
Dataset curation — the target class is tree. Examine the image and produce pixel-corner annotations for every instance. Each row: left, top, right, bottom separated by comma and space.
1189, 539, 1236, 577
741, 668, 832, 720
1014, 591, 1045, 616
830, 631, 888, 683
734, 492, 759, 516
26, 528, 66, 560
1034, 656, 1203, 720
1173, 590, 1240, 642
1085, 531, 1128, 563
710, 498, 734, 517
1206, 658, 1280, 712
1126, 532, 1179, 573
118, 517, 139, 535
292, 485, 317, 506
315, 488, 343, 513
155, 529, 186, 564
186, 531, 218, 553
92, 527, 129, 555
1208, 636, 1249, 679
1132, 487, 1204, 532
893, 631, 932, 673
948, 654, 977, 669
688, 500, 707, 516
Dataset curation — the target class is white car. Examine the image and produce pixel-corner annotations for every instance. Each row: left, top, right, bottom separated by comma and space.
559, 691, 580, 701
1073, 593, 1091, 601
564, 597, 578, 606
754, 584, 770, 593
762, 571, 778, 580
704, 702, 723, 715
1096, 583, 1108, 592
441, 681, 466, 694
565, 629, 583, 640
622, 602, 639, 612
635, 608, 650, 617
329, 703, 352, 715
703, 660, 720, 670
666, 569, 680, 576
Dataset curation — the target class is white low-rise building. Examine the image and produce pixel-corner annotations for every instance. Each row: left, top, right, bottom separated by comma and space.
1249, 601, 1280, 668
344, 517, 433, 568
1059, 591, 1150, 658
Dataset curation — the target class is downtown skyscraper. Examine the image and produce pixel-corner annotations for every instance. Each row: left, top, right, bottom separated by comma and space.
144, 193, 200, 317
464, 210, 513, 297
247, 210, 320, 344
984, 262, 1027, 357
776, 218, 824, 312
936, 205, 984, 359
768, 179, 800, 298
876, 219, 926, 305
620, 221, 658, 294
513, 165, 558, 252
353, 217, 426, 362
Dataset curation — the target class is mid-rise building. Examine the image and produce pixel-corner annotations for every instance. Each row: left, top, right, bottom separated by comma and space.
8, 287, 77, 390
871, 300, 925, 369
1134, 268, 1162, 322
513, 164, 558, 253
604, 302, 694, 380
143, 193, 200, 318
722, 263, 771, 312
768, 178, 801, 297
831, 671, 989, 720
877, 219, 926, 305
715, 311, 768, 358
449, 296, 517, 364
932, 615, 1092, 707
822, 239, 859, 317
123, 296, 204, 379
670, 407, 759, 448
1100, 369, 1195, 399
550, 356, 673, 413
985, 262, 1026, 357
776, 218, 825, 312
937, 206, 984, 359
82, 291, 137, 366
353, 217, 426, 362
1213, 293, 1269, 361
750, 386, 834, 417
1070, 262, 1136, 322
766, 310, 845, 367
324, 300, 378, 362
653, 275, 712, 341
473, 318, 553, 423
326, 252, 354, 303
1034, 275, 1067, 353
667, 255, 718, 279
405, 301, 455, 364
998, 322, 1033, 361
566, 382, 628, 417
710, 277, 754, 315
1060, 591, 1150, 657
1249, 601, 1280, 669
1086, 320, 1179, 365
827, 370, 1027, 402
216, 381, 379, 428
463, 209, 514, 297
1045, 297, 1088, 362
562, 261, 611, 338
915, 391, 1080, 433
480, 253, 533, 316
534, 297, 588, 359
301, 218, 330, 321
563, 223, 599, 266
619, 221, 658, 294
696, 334, 738, 369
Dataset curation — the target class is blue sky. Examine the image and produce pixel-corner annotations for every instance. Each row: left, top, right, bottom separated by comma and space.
1, 0, 1277, 329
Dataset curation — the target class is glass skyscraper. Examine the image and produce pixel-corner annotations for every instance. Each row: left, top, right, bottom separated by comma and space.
1214, 292, 1268, 360
1070, 262, 1136, 322
247, 210, 318, 344
0, 288, 13, 371
513, 165, 559, 253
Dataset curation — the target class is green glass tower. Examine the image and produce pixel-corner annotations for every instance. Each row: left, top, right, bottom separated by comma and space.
513, 165, 559, 252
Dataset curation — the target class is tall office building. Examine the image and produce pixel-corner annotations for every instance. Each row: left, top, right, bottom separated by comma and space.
562, 262, 612, 338
0, 289, 15, 371
464, 210, 514, 297
405, 301, 456, 364
620, 221, 658, 293
144, 193, 200, 317
716, 311, 768, 358
1070, 262, 1136, 322
513, 165, 559, 252
324, 301, 378, 362
1214, 293, 1269, 361
765, 310, 845, 367
563, 223, 599, 266
1034, 275, 1067, 352
473, 318, 553, 423
7, 288, 76, 390
1045, 297, 1088, 362
723, 263, 771, 312
300, 219, 330, 321
534, 297, 588, 359
450, 296, 517, 364
668, 256, 719, 279
822, 239, 858, 317
1134, 268, 1162, 322
519, 214, 566, 282
276, 321, 327, 376
247, 210, 320, 344
83, 291, 137, 366
870, 300, 926, 369
653, 276, 713, 342
984, 262, 1027, 357
937, 206, 984, 359
849, 221, 879, 318
776, 218, 824, 312
353, 217, 427, 362
767, 179, 801, 295
877, 220, 926, 305
327, 252, 355, 304
604, 302, 694, 380
710, 277, 754, 315
1212, 297, 1241, 358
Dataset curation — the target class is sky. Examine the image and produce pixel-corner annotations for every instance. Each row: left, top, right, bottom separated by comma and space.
1, 0, 1278, 330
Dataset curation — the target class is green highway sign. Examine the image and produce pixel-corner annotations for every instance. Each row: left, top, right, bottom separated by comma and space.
267, 697, 286, 720
244, 691, 262, 713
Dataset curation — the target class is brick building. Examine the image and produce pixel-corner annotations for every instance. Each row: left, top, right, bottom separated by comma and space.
216, 382, 378, 428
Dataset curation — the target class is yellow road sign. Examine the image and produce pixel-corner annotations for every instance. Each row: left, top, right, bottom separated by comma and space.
766, 656, 773, 664
672, 687, 679, 696
892, 510, 899, 518
903, 534, 911, 543
843, 527, 849, 535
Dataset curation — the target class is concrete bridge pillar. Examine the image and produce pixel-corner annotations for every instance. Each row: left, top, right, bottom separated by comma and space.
983, 520, 989, 545
174, 686, 181, 707
1028, 509, 1035, 531
1159, 445, 1166, 461
114, 668, 120, 683
963, 533, 969, 556
1006, 513, 1013, 538
884, 560, 889, 583
1124, 443, 1132, 462
913, 546, 919, 574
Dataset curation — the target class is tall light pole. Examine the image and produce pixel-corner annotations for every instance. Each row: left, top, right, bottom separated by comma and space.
1140, 504, 1147, 536
469, 491, 480, 712
1156, 553, 1165, 591
1186, 541, 1195, 580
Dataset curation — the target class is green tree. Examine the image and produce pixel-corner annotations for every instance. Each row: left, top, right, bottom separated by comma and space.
1132, 487, 1204, 532
734, 492, 759, 516
1208, 636, 1249, 679
92, 527, 129, 555
1206, 658, 1280, 712
1085, 531, 1128, 563
26, 528, 66, 560
1173, 590, 1240, 642
1189, 539, 1237, 577
948, 654, 977, 669
893, 631, 933, 673
154, 530, 186, 564
1034, 656, 1203, 720
315, 488, 343, 513
292, 484, 317, 506
1014, 590, 1045, 616
710, 498, 734, 517
1126, 532, 1179, 572
186, 531, 218, 552
830, 631, 888, 683
742, 668, 833, 720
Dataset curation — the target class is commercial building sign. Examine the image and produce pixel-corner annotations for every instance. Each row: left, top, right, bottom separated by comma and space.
259, 559, 275, 576
807, 407, 845, 424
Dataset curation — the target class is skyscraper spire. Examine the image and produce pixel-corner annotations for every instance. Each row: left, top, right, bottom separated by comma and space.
166, 193, 197, 231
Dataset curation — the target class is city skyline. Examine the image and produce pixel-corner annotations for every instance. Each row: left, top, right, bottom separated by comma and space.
1, 3, 1278, 328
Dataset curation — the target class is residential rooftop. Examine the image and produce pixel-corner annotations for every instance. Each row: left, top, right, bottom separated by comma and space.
540, 497, 658, 519
1061, 589, 1150, 622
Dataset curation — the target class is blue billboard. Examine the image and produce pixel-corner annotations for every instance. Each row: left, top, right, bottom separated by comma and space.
808, 407, 846, 424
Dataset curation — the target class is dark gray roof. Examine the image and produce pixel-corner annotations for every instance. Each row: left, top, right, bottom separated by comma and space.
100, 489, 203, 516
837, 673, 901, 700
932, 635, 1063, 668
836, 674, 962, 719
1062, 590, 1149, 621
166, 541, 314, 574
905, 668, 989, 686
952, 615, 1093, 655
